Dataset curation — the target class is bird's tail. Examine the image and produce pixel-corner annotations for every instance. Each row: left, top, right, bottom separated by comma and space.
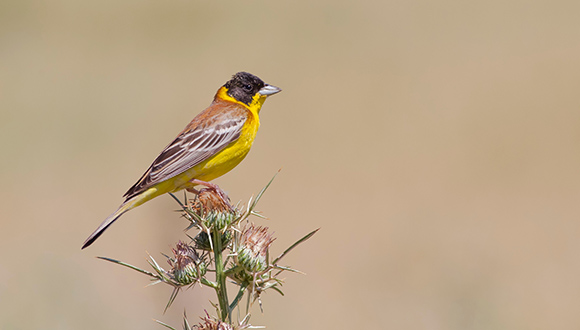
81, 197, 139, 249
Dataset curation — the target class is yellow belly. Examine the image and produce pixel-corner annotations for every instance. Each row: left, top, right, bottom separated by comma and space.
186, 132, 255, 182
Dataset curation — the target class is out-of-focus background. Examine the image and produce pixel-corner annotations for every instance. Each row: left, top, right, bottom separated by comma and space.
2, 0, 580, 329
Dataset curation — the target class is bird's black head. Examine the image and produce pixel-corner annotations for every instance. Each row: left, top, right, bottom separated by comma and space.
224, 72, 266, 105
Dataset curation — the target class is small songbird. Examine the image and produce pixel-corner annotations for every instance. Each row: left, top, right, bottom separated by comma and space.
82, 72, 281, 249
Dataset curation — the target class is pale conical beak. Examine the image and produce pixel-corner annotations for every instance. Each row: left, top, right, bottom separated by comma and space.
259, 84, 282, 96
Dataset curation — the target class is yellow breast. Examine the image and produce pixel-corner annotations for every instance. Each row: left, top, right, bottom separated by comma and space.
192, 112, 259, 182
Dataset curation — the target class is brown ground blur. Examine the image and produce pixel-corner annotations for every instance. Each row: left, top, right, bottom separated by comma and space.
2, 0, 580, 329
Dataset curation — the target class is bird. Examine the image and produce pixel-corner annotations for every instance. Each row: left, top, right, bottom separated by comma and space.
82, 72, 281, 249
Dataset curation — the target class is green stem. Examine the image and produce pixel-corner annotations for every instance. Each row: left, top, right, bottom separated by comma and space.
229, 285, 247, 316
212, 229, 230, 322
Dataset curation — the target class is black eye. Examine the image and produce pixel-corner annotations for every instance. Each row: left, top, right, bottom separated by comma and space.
243, 84, 252, 91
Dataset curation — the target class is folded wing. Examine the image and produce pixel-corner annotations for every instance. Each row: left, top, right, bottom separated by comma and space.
123, 109, 247, 200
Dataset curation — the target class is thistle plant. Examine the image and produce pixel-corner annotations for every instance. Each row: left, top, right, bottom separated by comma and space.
99, 175, 318, 329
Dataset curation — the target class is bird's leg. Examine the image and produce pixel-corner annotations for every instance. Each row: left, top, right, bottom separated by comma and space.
188, 179, 233, 210
185, 186, 201, 194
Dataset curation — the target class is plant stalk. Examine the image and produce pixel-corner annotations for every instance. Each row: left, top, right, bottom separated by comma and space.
212, 229, 230, 322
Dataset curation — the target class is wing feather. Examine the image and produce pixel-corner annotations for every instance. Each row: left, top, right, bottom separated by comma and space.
123, 106, 248, 200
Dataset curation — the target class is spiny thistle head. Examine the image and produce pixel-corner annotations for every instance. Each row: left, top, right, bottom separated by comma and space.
237, 224, 275, 273
168, 241, 207, 285
193, 312, 234, 330
191, 188, 234, 215
185, 188, 239, 231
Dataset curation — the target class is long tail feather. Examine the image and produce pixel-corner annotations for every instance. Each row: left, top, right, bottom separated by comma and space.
81, 198, 137, 249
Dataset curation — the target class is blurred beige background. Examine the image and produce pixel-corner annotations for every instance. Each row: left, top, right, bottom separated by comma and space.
2, 0, 580, 329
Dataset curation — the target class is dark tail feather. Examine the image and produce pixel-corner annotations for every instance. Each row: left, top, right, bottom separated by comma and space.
81, 201, 134, 249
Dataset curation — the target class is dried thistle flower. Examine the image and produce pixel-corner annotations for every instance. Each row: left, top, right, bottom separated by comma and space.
190, 188, 234, 215
181, 188, 238, 232
168, 241, 207, 285
237, 224, 275, 273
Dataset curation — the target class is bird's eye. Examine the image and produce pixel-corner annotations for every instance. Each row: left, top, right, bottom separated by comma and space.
243, 84, 252, 91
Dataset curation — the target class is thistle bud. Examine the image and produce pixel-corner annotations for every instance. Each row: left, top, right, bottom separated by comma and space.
194, 231, 232, 252
168, 241, 207, 285
188, 188, 237, 231
203, 212, 235, 231
237, 224, 275, 273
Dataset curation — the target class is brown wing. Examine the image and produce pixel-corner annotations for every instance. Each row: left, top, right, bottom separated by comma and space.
123, 101, 248, 200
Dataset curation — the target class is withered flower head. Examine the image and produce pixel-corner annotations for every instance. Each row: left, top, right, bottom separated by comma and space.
168, 241, 206, 285
191, 188, 234, 215
187, 188, 237, 231
237, 224, 275, 273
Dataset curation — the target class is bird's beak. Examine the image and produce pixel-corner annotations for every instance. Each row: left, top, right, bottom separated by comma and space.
259, 84, 282, 96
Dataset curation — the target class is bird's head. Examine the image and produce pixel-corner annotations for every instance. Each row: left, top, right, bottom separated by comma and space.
223, 72, 281, 107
